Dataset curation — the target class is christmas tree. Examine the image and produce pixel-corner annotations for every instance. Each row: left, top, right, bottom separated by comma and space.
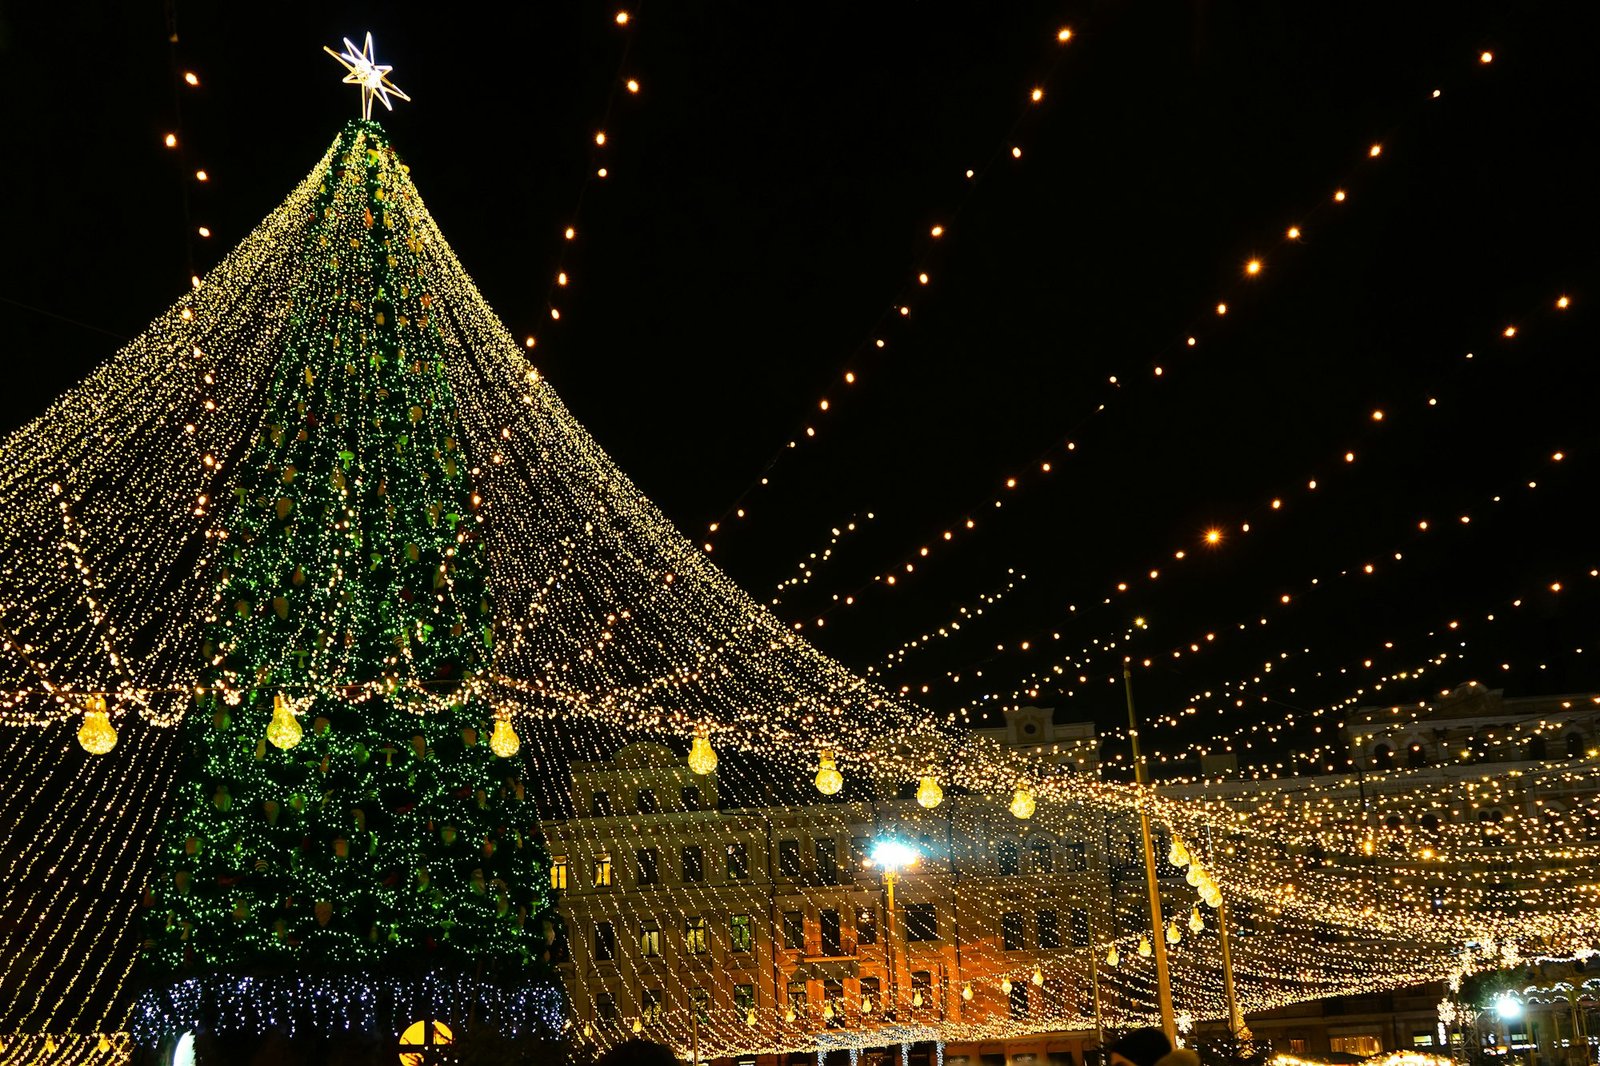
133, 119, 562, 1049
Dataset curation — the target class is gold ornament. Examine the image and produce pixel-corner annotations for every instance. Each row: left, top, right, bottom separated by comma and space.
1167, 918, 1182, 945
1138, 934, 1152, 957
76, 695, 117, 755
745, 1008, 757, 1027
1189, 905, 1205, 933
916, 774, 944, 809
1009, 784, 1036, 820
687, 726, 718, 775
814, 749, 843, 795
1168, 837, 1190, 867
1106, 945, 1120, 967
489, 712, 520, 758
1001, 976, 1013, 994
266, 692, 302, 750
962, 983, 974, 1001
1031, 966, 1044, 986
913, 987, 925, 1007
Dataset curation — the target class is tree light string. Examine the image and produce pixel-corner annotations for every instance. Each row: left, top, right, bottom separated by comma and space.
786, 46, 1510, 633
698, 18, 1079, 554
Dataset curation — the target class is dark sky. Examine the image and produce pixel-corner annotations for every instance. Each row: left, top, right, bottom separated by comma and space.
1, 1, 1595, 777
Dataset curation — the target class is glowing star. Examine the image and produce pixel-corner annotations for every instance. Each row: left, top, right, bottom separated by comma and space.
324, 33, 412, 120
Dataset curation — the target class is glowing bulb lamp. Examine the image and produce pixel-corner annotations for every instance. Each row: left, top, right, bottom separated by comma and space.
814, 750, 843, 795
1138, 935, 1152, 958
1106, 945, 1120, 967
1009, 784, 1036, 820
76, 695, 117, 755
266, 692, 302, 750
1168, 838, 1190, 867
1167, 919, 1182, 945
916, 774, 944, 809
687, 727, 718, 775
489, 713, 520, 758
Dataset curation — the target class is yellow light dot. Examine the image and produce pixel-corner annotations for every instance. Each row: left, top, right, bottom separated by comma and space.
899, 306, 910, 316
557, 272, 569, 287
1334, 189, 1347, 202
819, 399, 829, 411
918, 273, 929, 285
1271, 498, 1282, 509
930, 225, 945, 238
616, 10, 630, 24
524, 336, 537, 349
844, 371, 856, 384
1371, 409, 1384, 421
550, 308, 561, 320
1345, 451, 1355, 463
1005, 478, 1017, 489
626, 78, 640, 93
164, 133, 178, 148
1154, 366, 1163, 376
564, 227, 576, 240
965, 168, 975, 179
183, 71, 200, 87
195, 170, 208, 182
596, 167, 608, 178
1011, 146, 1023, 159
1186, 336, 1197, 346
1369, 144, 1382, 158
1287, 226, 1301, 239
1552, 582, 1563, 593
1552, 451, 1565, 461
1057, 27, 1073, 41
1246, 259, 1262, 276
1503, 325, 1516, 337
1031, 88, 1044, 103
1205, 529, 1222, 545
1479, 50, 1493, 63
1557, 295, 1570, 309
1216, 302, 1228, 315
197, 226, 211, 238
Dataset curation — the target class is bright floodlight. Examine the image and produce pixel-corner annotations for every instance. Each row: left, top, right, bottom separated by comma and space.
870, 839, 922, 871
1494, 995, 1523, 1021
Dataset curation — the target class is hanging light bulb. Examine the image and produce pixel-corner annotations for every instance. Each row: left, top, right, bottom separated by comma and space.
631, 1017, 643, 1034
687, 725, 718, 775
266, 692, 302, 750
1106, 945, 1120, 967
1001, 977, 1013, 994
913, 988, 925, 1008
1204, 886, 1223, 908
1167, 919, 1182, 945
1185, 863, 1202, 887
76, 694, 117, 755
1009, 784, 1036, 820
962, 983, 974, 1001
822, 1000, 835, 1021
1138, 935, 1152, 958
785, 1006, 797, 1023
1031, 966, 1044, 986
1189, 905, 1205, 934
861, 994, 873, 1013
489, 710, 520, 758
583, 1022, 593, 1038
745, 1008, 757, 1027
1168, 837, 1190, 867
916, 774, 944, 809
814, 749, 844, 795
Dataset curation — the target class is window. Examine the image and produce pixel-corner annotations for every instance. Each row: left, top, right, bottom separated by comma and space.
1413, 1033, 1435, 1047
681, 785, 704, 811
591, 791, 613, 816
782, 910, 805, 950
856, 906, 878, 946
685, 917, 709, 954
1009, 983, 1030, 1019
727, 841, 749, 879
904, 903, 939, 941
1061, 843, 1087, 870
641, 988, 663, 1024
1527, 736, 1547, 760
730, 914, 754, 953
820, 908, 842, 955
639, 922, 661, 958
998, 840, 1020, 875
1031, 840, 1053, 873
1002, 911, 1026, 951
637, 847, 660, 885
816, 838, 839, 884
823, 979, 844, 1027
733, 982, 756, 1012
1330, 1037, 1381, 1057
594, 854, 613, 887
1037, 909, 1060, 950
912, 970, 933, 1011
1287, 1040, 1307, 1054
1068, 907, 1090, 947
859, 976, 881, 1013
779, 839, 802, 876
682, 845, 705, 883
550, 855, 568, 890
787, 979, 809, 1017
595, 992, 618, 1021
690, 988, 710, 1024
636, 788, 658, 814
594, 921, 616, 961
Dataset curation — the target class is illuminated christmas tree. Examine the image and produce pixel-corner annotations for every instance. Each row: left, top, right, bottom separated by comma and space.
133, 117, 562, 1050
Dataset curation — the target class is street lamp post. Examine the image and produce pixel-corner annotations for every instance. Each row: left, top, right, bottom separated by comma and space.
1124, 663, 1178, 1043
868, 838, 924, 1020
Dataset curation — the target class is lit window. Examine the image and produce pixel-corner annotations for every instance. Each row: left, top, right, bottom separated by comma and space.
550, 855, 568, 890
593, 854, 613, 887
398, 1019, 453, 1066
727, 841, 749, 879
685, 916, 709, 954
641, 988, 663, 1024
731, 913, 754, 953
639, 923, 661, 958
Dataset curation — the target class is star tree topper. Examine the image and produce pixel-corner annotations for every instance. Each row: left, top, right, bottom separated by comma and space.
324, 33, 411, 120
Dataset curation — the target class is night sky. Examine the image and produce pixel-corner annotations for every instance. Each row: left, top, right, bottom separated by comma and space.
2, 1, 1594, 778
